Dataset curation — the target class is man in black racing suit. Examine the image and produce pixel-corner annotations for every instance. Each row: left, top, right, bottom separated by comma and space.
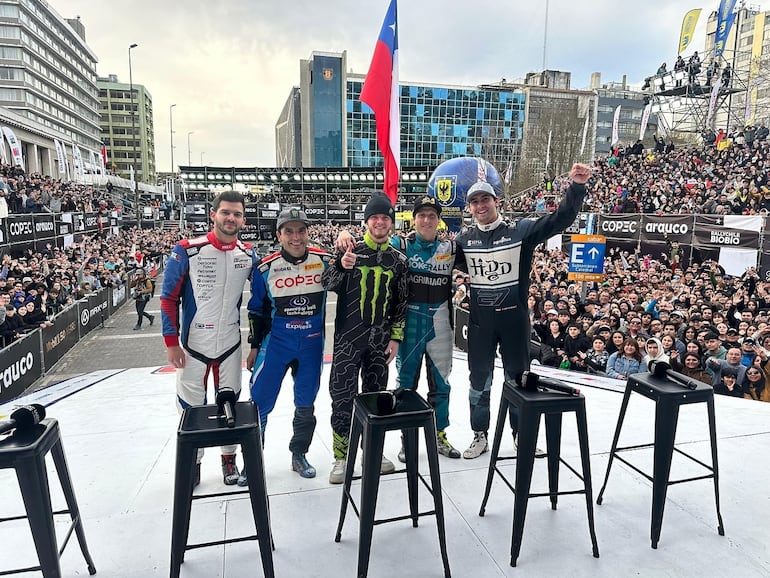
455, 161, 591, 458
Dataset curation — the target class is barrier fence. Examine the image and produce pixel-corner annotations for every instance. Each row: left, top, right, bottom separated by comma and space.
1, 275, 134, 405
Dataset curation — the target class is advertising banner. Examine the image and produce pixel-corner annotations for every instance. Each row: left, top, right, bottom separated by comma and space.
244, 203, 259, 225
326, 204, 350, 222
596, 214, 641, 253
0, 332, 42, 404
0, 218, 6, 246
109, 283, 128, 317
453, 307, 469, 352
33, 213, 56, 241
77, 289, 109, 338
258, 206, 280, 220
692, 215, 760, 248
41, 305, 79, 371
6, 214, 35, 245
304, 204, 327, 222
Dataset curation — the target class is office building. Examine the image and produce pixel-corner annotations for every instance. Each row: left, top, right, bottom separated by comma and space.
0, 0, 101, 171
98, 74, 155, 183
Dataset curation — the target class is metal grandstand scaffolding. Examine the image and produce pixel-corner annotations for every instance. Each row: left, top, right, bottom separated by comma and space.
643, 48, 748, 139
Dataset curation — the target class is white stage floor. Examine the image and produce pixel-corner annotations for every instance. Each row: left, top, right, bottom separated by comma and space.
1, 356, 769, 577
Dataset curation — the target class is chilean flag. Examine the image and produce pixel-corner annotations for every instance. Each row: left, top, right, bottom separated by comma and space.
360, 0, 400, 204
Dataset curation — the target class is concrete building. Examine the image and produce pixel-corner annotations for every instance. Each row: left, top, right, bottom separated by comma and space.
98, 74, 155, 184
0, 1, 103, 174
590, 73, 657, 155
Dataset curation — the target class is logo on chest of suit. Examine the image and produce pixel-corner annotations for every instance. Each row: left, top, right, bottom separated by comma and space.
358, 266, 394, 323
468, 257, 512, 281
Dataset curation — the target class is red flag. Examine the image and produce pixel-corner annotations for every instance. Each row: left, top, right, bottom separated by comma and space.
360, 0, 400, 204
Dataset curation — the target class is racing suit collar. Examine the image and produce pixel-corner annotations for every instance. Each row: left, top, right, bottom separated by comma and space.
414, 232, 438, 249
476, 215, 503, 232
207, 231, 238, 251
363, 231, 390, 251
280, 247, 309, 264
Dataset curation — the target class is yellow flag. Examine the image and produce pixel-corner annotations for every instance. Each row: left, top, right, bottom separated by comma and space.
678, 8, 702, 54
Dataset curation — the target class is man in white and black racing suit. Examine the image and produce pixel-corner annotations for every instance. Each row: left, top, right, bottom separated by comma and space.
453, 160, 591, 458
160, 191, 254, 486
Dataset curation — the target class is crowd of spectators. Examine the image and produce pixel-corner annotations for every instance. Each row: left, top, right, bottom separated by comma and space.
6, 126, 770, 404
0, 163, 125, 218
0, 228, 182, 348
506, 127, 770, 217
506, 128, 770, 403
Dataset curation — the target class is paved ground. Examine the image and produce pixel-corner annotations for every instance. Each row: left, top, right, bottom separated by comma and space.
32, 273, 337, 389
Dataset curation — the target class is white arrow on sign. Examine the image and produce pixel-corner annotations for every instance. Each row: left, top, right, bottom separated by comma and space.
588, 247, 600, 259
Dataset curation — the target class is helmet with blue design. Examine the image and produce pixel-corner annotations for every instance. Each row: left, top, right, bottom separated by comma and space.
427, 157, 503, 208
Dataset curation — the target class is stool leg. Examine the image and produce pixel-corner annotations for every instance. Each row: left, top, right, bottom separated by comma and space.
423, 420, 451, 578
357, 426, 386, 578
50, 438, 97, 575
170, 442, 197, 578
706, 396, 725, 537
335, 419, 362, 543
16, 455, 61, 578
651, 400, 680, 549
575, 405, 600, 558
242, 435, 275, 578
510, 409, 540, 567
597, 385, 633, 505
544, 413, 562, 511
404, 427, 420, 527
479, 394, 509, 517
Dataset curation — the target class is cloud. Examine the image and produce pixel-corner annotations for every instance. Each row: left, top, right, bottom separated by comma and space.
53, 0, 709, 173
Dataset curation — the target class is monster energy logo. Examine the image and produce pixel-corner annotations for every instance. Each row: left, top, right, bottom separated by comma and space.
358, 265, 395, 323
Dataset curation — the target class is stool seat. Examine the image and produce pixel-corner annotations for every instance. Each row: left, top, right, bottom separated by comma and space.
335, 390, 451, 578
596, 371, 724, 549
0, 418, 96, 578
479, 379, 599, 567
171, 401, 274, 578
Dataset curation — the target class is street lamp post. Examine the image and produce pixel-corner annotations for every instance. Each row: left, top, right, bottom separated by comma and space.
187, 131, 193, 166
169, 103, 176, 200
128, 42, 139, 223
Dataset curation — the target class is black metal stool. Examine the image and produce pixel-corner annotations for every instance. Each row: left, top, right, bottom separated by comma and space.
0, 419, 96, 578
478, 379, 599, 567
170, 401, 274, 578
334, 390, 451, 578
596, 371, 724, 548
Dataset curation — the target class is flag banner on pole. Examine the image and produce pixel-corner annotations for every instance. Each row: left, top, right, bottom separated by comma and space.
54, 139, 66, 174
714, 0, 738, 57
1, 126, 24, 170
100, 143, 108, 175
611, 105, 621, 146
639, 103, 652, 140
545, 130, 552, 170
678, 9, 702, 54
0, 128, 8, 165
360, 0, 400, 204
707, 78, 722, 127
580, 115, 590, 156
89, 149, 98, 175
72, 145, 85, 181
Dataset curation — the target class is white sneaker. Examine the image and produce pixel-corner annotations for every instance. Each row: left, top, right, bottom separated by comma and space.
329, 459, 346, 484
514, 434, 546, 458
463, 431, 489, 459
380, 455, 396, 474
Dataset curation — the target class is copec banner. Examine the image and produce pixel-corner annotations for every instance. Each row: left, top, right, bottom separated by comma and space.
589, 213, 767, 277
0, 284, 129, 405
0, 212, 107, 255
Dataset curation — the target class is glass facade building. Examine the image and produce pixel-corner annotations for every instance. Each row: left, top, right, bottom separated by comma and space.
346, 78, 525, 170
283, 52, 526, 174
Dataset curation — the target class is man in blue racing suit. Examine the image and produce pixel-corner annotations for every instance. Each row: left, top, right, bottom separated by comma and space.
238, 208, 330, 484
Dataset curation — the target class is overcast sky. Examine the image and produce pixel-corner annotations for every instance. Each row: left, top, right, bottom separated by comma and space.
53, 0, 717, 172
